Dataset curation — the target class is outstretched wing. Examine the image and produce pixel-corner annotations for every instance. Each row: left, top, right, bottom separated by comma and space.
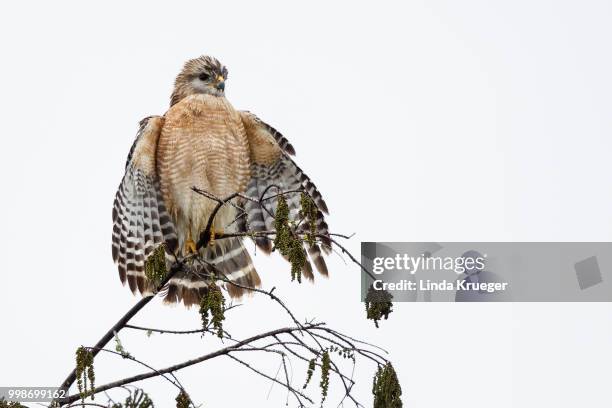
112, 116, 178, 295
239, 111, 331, 281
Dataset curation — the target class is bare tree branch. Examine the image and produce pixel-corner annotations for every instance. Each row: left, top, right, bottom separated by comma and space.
52, 187, 389, 408
56, 325, 322, 405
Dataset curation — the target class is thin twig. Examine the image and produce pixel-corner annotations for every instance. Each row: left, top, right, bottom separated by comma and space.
56, 325, 321, 405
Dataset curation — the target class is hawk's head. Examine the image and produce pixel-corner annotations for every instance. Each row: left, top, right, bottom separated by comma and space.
170, 55, 228, 105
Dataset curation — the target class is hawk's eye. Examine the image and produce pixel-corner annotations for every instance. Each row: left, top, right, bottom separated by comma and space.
198, 73, 210, 81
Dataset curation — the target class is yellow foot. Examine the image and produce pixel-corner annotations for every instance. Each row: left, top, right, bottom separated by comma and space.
184, 238, 197, 254
209, 226, 224, 246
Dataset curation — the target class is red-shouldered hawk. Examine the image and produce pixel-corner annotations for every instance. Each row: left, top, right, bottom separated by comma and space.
112, 56, 331, 306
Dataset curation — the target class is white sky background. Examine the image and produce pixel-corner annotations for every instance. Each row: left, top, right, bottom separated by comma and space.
1, 1, 612, 407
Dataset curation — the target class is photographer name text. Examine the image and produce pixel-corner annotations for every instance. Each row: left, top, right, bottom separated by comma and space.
373, 279, 509, 293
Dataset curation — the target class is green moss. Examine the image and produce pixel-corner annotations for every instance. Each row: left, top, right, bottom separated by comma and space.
273, 195, 306, 283
145, 244, 167, 287
303, 358, 316, 389
75, 346, 95, 402
199, 282, 226, 338
320, 350, 331, 403
175, 391, 190, 408
288, 238, 306, 283
365, 286, 394, 328
372, 363, 402, 408
273, 195, 291, 255
300, 193, 317, 246
114, 333, 131, 358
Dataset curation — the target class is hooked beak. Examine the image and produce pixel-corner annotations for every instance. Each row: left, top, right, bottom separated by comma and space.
216, 75, 225, 91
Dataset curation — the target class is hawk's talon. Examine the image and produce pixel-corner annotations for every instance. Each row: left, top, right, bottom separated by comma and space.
209, 226, 216, 246
185, 238, 197, 254
209, 226, 224, 246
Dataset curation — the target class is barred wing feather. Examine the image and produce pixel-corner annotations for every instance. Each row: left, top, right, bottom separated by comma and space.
111, 116, 178, 295
239, 112, 331, 281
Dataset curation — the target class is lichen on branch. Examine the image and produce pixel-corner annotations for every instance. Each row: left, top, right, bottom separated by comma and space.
199, 282, 226, 338
320, 350, 331, 403
75, 346, 95, 402
273, 194, 306, 282
365, 285, 394, 328
372, 362, 402, 408
145, 244, 167, 287
175, 390, 190, 408
300, 193, 318, 246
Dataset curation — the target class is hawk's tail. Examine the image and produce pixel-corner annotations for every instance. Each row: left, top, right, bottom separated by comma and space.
162, 238, 261, 307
